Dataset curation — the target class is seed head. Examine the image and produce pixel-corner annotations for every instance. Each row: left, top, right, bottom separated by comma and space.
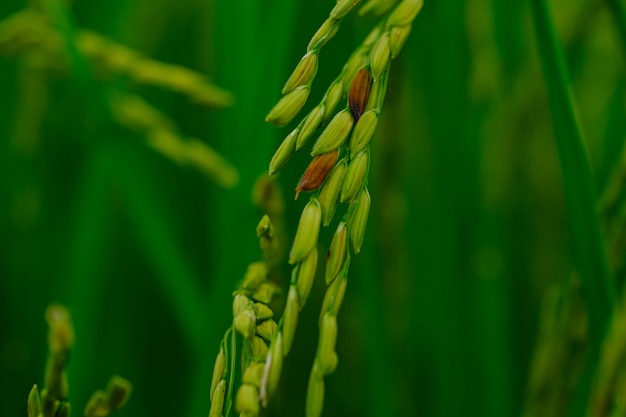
296, 151, 339, 199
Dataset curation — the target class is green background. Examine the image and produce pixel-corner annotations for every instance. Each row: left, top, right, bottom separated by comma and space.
1, 0, 624, 416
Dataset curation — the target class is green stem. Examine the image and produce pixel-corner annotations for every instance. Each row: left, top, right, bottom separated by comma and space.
530, 0, 615, 347
530, 0, 616, 414
225, 327, 237, 417
192, 2, 300, 417
66, 147, 114, 410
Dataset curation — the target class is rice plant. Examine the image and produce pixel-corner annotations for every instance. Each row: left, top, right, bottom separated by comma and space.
1, 0, 625, 416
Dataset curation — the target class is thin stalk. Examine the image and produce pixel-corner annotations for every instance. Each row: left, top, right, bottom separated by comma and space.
194, 2, 300, 417
66, 147, 113, 410
530, 0, 615, 349
225, 327, 237, 417
530, 0, 616, 414
119, 160, 206, 351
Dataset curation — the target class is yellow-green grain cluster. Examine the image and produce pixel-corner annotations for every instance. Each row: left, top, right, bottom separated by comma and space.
84, 376, 133, 417
111, 94, 238, 187
587, 283, 626, 416
523, 126, 626, 417
0, 7, 236, 188
208, 215, 285, 417
28, 304, 131, 417
522, 276, 587, 417
35, 304, 74, 417
263, 1, 424, 416
0, 10, 233, 107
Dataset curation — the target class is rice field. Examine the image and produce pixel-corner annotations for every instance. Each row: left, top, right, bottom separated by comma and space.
1, 0, 624, 416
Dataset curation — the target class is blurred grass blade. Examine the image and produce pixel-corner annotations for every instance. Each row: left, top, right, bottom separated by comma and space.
606, 0, 626, 56
354, 219, 395, 417
529, 0, 614, 348
116, 151, 206, 351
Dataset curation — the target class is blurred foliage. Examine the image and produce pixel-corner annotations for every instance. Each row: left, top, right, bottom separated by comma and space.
0, 0, 624, 417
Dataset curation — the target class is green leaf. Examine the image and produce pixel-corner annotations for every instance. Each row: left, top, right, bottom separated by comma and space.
530, 0, 616, 413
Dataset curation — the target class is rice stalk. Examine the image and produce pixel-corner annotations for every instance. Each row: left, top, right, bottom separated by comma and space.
0, 9, 234, 107
261, 1, 423, 416
207, 215, 283, 417
522, 276, 588, 417
0, 6, 238, 188
84, 376, 132, 417
10, 47, 48, 154
576, 143, 626, 417
28, 304, 132, 417
528, 1, 617, 414
523, 79, 626, 417
110, 93, 239, 188
587, 288, 626, 416
530, 0, 615, 349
